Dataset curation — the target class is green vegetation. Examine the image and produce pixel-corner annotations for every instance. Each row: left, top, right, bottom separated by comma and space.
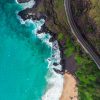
53, 0, 100, 99
76, 57, 100, 100
62, 35, 100, 100
57, 33, 100, 99
72, 0, 100, 54
58, 33, 64, 41
74, 44, 100, 100
36, 0, 100, 99
54, 0, 68, 27
36, 0, 68, 34
54, 0, 100, 99
86, 25, 94, 33
64, 37, 75, 57
89, 0, 100, 26
64, 47, 74, 57
89, 0, 100, 53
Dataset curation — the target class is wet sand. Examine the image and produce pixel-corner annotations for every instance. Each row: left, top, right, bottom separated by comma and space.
60, 72, 78, 100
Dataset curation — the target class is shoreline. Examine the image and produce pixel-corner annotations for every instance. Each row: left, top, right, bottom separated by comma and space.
17, 0, 71, 74
17, 0, 78, 100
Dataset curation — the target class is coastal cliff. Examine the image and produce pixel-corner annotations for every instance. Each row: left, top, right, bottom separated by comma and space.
18, 0, 100, 99
18, 0, 77, 74
71, 0, 100, 55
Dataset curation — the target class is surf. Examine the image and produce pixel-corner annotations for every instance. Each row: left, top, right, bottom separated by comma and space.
0, 0, 64, 100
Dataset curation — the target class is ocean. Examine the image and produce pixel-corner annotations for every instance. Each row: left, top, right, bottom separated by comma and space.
0, 0, 63, 100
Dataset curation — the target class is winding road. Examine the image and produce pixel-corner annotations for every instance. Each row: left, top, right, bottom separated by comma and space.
64, 0, 100, 69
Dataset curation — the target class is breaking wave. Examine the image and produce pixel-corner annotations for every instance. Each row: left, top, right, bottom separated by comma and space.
17, 1, 64, 100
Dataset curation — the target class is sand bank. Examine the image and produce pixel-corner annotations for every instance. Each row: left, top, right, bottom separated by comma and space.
60, 72, 78, 100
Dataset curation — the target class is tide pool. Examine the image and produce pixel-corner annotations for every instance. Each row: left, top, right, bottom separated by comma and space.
0, 0, 51, 100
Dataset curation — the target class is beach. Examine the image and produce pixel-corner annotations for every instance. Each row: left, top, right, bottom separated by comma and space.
60, 72, 78, 100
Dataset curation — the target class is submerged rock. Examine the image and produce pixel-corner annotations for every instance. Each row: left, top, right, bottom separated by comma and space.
53, 68, 64, 75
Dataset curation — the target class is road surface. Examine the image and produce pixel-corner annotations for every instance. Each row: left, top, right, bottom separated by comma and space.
64, 0, 100, 69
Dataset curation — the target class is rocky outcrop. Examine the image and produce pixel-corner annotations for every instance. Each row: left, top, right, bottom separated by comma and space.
17, 0, 77, 74
17, 0, 30, 3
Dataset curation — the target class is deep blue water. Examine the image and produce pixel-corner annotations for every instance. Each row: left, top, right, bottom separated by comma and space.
0, 0, 51, 100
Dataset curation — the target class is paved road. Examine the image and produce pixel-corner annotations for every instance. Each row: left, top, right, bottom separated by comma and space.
64, 0, 100, 69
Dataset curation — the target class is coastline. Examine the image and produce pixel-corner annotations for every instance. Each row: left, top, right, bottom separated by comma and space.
17, 0, 78, 100
17, 0, 66, 73
17, 0, 74, 73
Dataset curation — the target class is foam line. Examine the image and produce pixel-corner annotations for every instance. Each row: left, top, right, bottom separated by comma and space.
17, 4, 63, 100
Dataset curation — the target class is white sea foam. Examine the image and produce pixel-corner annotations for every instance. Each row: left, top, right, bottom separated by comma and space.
42, 72, 63, 100
16, 2, 64, 99
42, 40, 63, 100
15, 0, 19, 4
37, 33, 52, 47
15, 0, 35, 9
18, 17, 64, 100
16, 14, 26, 24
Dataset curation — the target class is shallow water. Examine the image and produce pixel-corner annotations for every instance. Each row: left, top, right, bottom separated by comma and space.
0, 0, 51, 100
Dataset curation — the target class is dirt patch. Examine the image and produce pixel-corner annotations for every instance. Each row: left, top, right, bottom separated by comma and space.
62, 55, 77, 74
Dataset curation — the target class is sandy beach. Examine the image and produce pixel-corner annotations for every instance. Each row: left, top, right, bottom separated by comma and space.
60, 72, 78, 100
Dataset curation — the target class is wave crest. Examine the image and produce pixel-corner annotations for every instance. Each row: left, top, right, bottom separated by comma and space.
17, 5, 63, 100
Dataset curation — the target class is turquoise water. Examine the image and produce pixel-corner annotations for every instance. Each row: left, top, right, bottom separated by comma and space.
0, 0, 51, 100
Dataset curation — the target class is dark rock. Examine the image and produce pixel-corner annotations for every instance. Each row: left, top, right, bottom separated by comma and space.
52, 55, 55, 57
18, 8, 32, 20
53, 62, 59, 66
37, 24, 50, 34
17, 0, 78, 74
34, 0, 42, 8
18, 7, 47, 21
49, 37, 55, 42
17, 0, 30, 3
53, 68, 64, 75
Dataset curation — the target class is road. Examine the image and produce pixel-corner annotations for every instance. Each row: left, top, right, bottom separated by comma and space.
64, 0, 100, 69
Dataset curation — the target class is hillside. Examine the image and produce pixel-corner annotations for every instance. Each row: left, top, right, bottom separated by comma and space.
72, 0, 100, 55
18, 0, 100, 99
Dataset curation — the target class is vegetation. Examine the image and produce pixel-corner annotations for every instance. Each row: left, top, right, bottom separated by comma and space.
54, 0, 68, 27
69, 2, 100, 98
54, 0, 100, 99
75, 55, 100, 100
53, 1, 100, 99
64, 37, 75, 57
89, 0, 100, 26
59, 33, 100, 99
57, 33, 64, 41
72, 0, 100, 54
58, 34, 100, 100
64, 37, 100, 99
35, 0, 100, 99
